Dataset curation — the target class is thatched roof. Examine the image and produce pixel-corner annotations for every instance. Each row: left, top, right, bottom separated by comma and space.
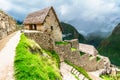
23, 7, 51, 24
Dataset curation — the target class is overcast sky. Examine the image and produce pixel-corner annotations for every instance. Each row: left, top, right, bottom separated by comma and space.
0, 0, 120, 35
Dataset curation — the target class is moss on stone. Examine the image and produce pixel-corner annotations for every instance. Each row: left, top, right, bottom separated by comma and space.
55, 41, 69, 45
80, 51, 85, 56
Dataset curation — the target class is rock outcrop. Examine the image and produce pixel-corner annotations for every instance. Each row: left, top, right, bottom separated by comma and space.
0, 10, 16, 40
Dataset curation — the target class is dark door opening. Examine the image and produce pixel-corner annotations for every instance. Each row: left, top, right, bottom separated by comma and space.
29, 24, 37, 30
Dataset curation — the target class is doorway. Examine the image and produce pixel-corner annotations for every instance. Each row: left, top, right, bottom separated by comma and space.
29, 24, 37, 30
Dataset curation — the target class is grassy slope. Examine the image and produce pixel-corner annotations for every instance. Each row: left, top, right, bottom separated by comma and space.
14, 34, 61, 80
101, 73, 120, 80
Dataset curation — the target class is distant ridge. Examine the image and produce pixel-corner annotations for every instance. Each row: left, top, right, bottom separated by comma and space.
60, 22, 86, 43
98, 23, 120, 66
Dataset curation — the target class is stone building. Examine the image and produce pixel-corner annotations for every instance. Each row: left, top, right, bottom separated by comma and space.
23, 6, 112, 72
0, 10, 16, 40
23, 6, 62, 41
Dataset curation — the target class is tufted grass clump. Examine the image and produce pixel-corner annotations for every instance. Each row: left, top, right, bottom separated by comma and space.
96, 56, 101, 62
71, 47, 77, 52
55, 41, 69, 45
101, 73, 120, 80
14, 33, 62, 80
80, 51, 85, 56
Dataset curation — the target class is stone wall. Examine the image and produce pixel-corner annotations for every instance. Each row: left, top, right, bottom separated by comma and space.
24, 32, 55, 51
0, 10, 16, 40
43, 9, 62, 42
79, 43, 98, 56
24, 32, 111, 71
55, 39, 110, 71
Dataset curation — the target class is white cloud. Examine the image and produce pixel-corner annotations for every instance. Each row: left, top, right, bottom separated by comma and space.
0, 0, 12, 11
0, 0, 120, 34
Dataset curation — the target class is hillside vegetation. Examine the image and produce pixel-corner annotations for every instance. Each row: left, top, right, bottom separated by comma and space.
14, 34, 61, 80
61, 22, 86, 43
98, 23, 120, 66
86, 30, 110, 48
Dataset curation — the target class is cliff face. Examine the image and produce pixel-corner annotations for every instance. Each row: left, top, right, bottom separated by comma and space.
0, 10, 16, 40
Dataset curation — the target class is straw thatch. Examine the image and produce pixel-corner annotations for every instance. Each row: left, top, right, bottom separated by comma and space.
23, 7, 51, 24
23, 6, 62, 31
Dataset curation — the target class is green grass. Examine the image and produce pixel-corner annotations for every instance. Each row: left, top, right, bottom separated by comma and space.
101, 73, 120, 80
42, 49, 60, 68
89, 55, 94, 60
64, 60, 92, 80
80, 51, 85, 56
55, 41, 69, 45
72, 73, 80, 80
96, 56, 101, 61
71, 47, 77, 52
14, 34, 62, 80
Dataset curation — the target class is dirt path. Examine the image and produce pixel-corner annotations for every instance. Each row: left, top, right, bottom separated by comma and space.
0, 32, 17, 51
0, 31, 21, 80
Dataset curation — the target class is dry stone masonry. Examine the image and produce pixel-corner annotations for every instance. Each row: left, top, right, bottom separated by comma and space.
24, 31, 112, 72
55, 39, 111, 71
24, 31, 55, 51
0, 10, 16, 40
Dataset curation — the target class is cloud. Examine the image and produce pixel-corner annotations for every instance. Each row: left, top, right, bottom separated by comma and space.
0, 0, 12, 11
0, 0, 120, 34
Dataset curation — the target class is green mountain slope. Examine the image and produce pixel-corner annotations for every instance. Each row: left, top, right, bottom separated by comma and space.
98, 23, 120, 66
61, 22, 86, 43
86, 31, 110, 48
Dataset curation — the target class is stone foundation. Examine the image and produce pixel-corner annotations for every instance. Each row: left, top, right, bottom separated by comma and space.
24, 31, 55, 51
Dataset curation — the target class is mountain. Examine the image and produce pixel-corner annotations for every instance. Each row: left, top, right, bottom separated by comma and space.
16, 20, 23, 25
98, 23, 120, 66
60, 22, 86, 43
86, 30, 111, 48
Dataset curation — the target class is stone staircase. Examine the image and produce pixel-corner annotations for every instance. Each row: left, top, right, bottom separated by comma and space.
60, 62, 88, 80
71, 68, 88, 80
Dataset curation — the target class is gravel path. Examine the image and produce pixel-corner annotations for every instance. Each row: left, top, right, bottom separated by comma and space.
0, 31, 21, 80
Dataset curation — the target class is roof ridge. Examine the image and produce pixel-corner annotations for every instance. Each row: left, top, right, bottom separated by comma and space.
23, 6, 53, 24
